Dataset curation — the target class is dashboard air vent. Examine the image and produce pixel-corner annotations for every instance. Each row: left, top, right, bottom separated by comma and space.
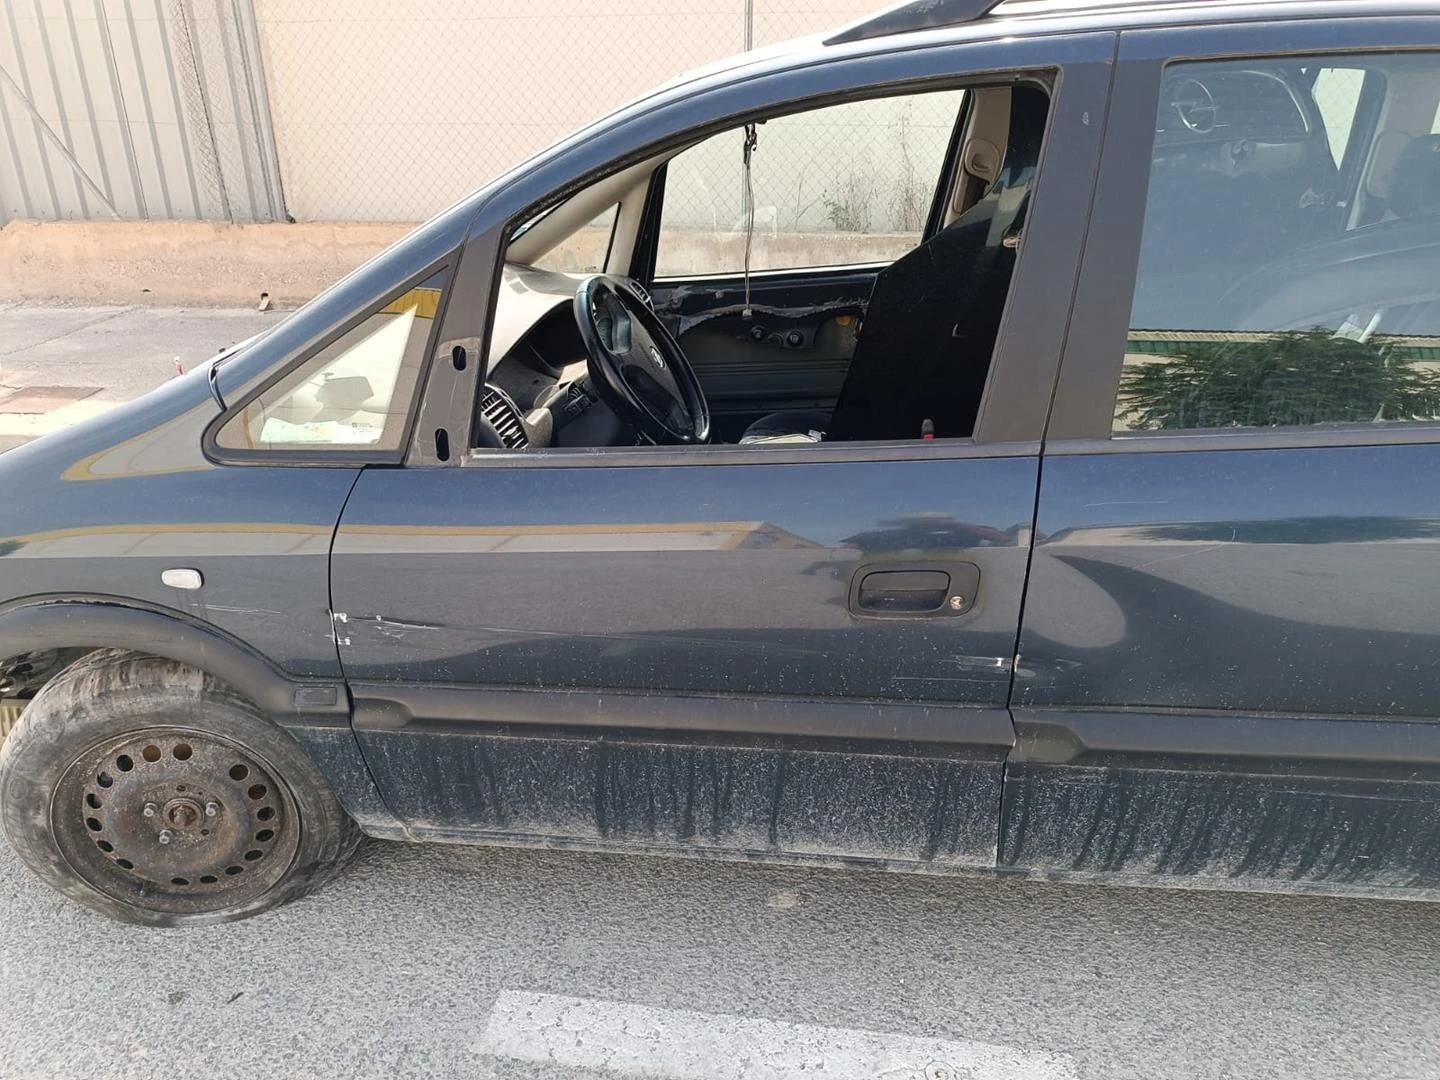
626, 278, 654, 310
479, 387, 529, 449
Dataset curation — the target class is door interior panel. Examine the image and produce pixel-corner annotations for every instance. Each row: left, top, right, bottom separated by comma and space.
649, 268, 878, 439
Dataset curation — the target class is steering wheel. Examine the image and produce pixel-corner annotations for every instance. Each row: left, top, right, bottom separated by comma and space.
574, 275, 710, 445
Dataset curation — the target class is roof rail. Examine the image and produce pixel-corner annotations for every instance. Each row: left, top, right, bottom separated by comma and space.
824, 0, 1005, 46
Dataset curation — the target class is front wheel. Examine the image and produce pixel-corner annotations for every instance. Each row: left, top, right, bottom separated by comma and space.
0, 649, 360, 926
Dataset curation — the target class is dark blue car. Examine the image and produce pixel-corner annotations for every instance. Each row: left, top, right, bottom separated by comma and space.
6, 0, 1440, 923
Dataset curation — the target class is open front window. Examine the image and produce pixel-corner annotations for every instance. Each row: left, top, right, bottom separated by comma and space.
654, 92, 965, 277
478, 81, 1052, 454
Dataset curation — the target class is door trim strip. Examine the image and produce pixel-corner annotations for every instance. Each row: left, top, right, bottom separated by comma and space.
1012, 707, 1440, 767
350, 682, 1017, 746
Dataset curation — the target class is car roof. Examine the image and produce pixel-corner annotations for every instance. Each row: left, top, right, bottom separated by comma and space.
653, 0, 1434, 108
835, 0, 1437, 43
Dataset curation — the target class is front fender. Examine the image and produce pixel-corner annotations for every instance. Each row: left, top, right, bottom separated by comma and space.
0, 596, 343, 721
0, 597, 406, 839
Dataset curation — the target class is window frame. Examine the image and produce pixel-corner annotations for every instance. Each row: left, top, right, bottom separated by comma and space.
490, 73, 1052, 464
1046, 15, 1440, 453
204, 260, 453, 467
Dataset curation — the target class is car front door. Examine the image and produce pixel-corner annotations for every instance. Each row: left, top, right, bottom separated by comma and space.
1007, 18, 1440, 895
329, 32, 1114, 867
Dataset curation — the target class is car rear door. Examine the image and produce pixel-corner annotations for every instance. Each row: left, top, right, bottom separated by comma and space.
329, 32, 1114, 867
1007, 17, 1440, 896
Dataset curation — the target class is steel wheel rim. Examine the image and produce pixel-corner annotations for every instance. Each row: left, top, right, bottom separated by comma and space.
52, 728, 300, 914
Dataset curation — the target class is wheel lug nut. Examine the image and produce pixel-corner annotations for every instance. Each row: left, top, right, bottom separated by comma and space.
158, 829, 173, 845
205, 802, 219, 817
142, 803, 157, 818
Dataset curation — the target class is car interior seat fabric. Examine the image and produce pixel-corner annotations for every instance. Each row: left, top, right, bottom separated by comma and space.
1388, 134, 1440, 218
738, 408, 830, 444
739, 85, 1050, 444
1224, 133, 1440, 334
1130, 76, 1341, 331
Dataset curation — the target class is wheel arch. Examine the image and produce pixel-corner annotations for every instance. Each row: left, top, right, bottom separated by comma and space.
0, 596, 345, 722
0, 597, 406, 839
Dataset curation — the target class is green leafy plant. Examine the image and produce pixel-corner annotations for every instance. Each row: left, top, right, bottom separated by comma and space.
1118, 329, 1440, 430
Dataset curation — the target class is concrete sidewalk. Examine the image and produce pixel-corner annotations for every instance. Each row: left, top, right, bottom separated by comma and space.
0, 302, 278, 453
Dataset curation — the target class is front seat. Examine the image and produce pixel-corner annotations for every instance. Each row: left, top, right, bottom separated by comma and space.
1222, 133, 1440, 333
1387, 132, 1440, 219
740, 86, 1048, 444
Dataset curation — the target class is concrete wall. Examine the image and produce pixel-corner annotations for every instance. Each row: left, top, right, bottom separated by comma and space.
0, 217, 409, 305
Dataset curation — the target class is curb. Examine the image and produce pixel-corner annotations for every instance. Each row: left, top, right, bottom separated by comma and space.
0, 220, 412, 308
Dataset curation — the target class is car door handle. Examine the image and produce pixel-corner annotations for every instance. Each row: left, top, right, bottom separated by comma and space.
847, 562, 979, 618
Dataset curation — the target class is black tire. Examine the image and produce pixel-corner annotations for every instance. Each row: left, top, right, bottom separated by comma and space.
0, 649, 361, 926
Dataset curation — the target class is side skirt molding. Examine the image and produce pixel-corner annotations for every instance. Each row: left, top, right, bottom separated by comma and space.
345, 684, 1018, 869
1011, 707, 1440, 769
344, 686, 1440, 898
1001, 707, 1440, 895
349, 682, 1017, 745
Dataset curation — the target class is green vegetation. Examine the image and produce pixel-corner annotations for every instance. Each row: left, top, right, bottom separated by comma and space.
1119, 329, 1440, 429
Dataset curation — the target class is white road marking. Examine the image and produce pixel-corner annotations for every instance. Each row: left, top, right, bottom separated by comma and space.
478, 991, 1079, 1080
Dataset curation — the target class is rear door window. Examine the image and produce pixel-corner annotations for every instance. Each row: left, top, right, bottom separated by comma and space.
1115, 54, 1440, 432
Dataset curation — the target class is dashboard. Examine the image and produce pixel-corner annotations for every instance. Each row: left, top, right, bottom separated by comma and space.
1152, 67, 1322, 186
474, 264, 640, 450
1157, 69, 1312, 147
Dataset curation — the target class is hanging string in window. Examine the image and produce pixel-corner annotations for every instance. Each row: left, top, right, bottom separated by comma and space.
741, 122, 758, 318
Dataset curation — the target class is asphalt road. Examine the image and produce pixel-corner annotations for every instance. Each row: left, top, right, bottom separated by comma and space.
0, 302, 277, 453
4, 833, 1440, 1080
4, 304, 1440, 1079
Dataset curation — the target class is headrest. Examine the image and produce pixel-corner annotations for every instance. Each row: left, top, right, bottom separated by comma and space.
1389, 134, 1440, 217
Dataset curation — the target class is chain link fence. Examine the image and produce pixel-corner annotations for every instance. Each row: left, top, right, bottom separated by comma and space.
251, 1, 888, 223
658, 90, 962, 249
651, 89, 965, 276
2, 2, 962, 229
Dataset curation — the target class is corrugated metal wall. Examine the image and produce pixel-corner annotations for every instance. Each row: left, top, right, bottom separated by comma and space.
0, 0, 284, 224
